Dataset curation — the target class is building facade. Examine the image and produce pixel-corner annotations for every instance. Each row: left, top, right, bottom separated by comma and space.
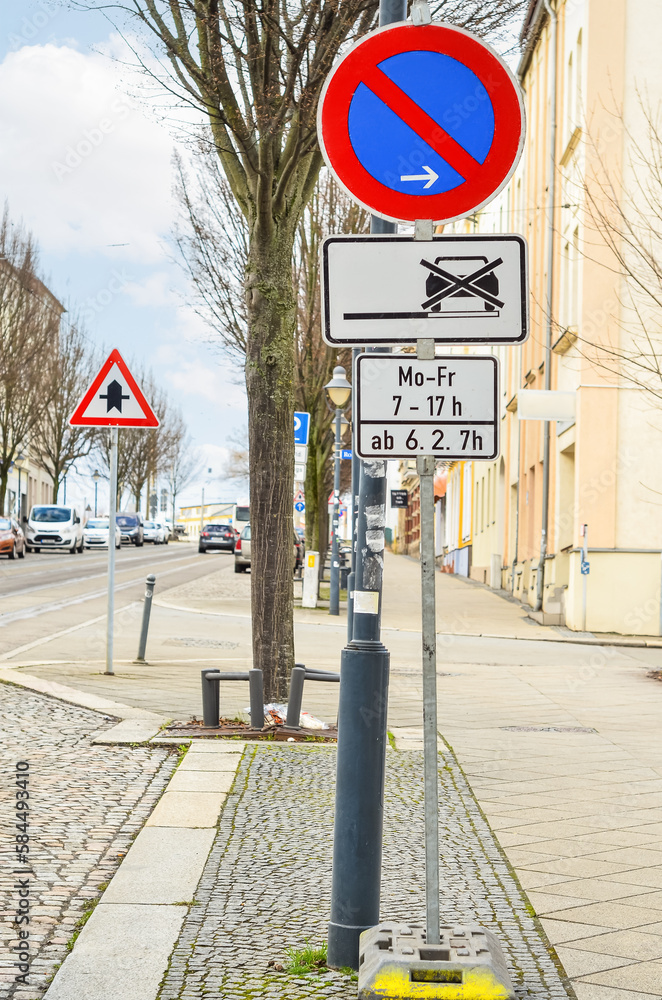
438, 0, 662, 635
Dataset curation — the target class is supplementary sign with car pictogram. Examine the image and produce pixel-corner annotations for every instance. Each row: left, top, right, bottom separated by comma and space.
70, 349, 159, 427
317, 22, 525, 224
355, 354, 498, 460
322, 235, 528, 345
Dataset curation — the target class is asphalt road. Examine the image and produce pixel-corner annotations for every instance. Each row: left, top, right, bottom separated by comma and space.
0, 540, 222, 659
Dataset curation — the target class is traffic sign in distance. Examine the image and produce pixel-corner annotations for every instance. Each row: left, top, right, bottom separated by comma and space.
391, 489, 409, 509
70, 349, 159, 427
294, 501, 305, 513
341, 449, 353, 460
295, 445, 308, 464
322, 235, 528, 346
356, 354, 498, 460
318, 22, 525, 224
294, 411, 310, 446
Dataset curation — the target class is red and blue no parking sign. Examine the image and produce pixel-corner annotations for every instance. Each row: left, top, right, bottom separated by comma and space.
317, 22, 525, 224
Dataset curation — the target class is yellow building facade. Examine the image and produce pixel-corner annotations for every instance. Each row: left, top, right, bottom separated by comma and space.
443, 0, 662, 634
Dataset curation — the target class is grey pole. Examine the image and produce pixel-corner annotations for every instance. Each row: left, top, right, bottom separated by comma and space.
329, 408, 342, 616
417, 451, 440, 945
346, 349, 360, 642
135, 574, 156, 663
105, 426, 118, 676
327, 0, 405, 970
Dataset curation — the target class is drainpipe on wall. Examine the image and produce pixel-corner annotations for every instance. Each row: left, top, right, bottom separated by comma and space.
535, 0, 558, 613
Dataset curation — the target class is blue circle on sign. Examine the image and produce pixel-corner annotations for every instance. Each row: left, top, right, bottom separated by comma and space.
347, 51, 495, 196
294, 502, 305, 512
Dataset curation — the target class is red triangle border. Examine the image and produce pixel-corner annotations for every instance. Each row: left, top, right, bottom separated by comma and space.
69, 349, 159, 427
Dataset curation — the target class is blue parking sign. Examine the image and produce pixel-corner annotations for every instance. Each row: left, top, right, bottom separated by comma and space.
294, 411, 310, 446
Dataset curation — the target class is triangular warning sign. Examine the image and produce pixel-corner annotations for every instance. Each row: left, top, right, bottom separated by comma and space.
70, 349, 159, 427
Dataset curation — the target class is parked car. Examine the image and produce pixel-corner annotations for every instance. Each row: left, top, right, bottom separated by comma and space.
174, 523, 186, 537
143, 520, 167, 544
199, 523, 236, 554
83, 518, 121, 550
0, 517, 26, 559
25, 505, 84, 554
294, 529, 305, 572
116, 512, 144, 546
233, 524, 251, 572
234, 524, 299, 574
155, 520, 170, 544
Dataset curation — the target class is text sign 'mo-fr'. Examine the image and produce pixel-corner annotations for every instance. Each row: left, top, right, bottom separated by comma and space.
356, 354, 499, 460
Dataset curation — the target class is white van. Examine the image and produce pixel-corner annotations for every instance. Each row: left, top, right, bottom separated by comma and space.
25, 505, 84, 554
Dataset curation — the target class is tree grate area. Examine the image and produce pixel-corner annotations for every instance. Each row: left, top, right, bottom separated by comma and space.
0, 684, 176, 1000
158, 744, 574, 1000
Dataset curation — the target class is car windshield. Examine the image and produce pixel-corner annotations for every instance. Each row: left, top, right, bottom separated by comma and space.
116, 515, 138, 527
31, 507, 71, 523
206, 525, 227, 533
144, 522, 155, 529
0, 518, 11, 530
86, 520, 108, 529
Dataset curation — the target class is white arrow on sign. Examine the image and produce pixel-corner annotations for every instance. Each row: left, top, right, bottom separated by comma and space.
399, 165, 438, 189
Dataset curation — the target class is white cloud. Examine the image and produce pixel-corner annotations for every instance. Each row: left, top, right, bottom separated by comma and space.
0, 39, 175, 261
165, 357, 246, 406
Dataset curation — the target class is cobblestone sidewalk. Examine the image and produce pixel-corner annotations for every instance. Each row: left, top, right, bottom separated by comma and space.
160, 744, 574, 1000
0, 682, 176, 1000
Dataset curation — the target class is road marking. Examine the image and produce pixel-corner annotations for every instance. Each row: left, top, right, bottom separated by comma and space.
0, 556, 205, 640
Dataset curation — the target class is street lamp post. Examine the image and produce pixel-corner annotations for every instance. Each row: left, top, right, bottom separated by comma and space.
325, 366, 352, 617
93, 470, 100, 517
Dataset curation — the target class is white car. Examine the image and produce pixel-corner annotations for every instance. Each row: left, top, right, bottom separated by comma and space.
143, 520, 167, 544
26, 505, 84, 554
83, 518, 121, 550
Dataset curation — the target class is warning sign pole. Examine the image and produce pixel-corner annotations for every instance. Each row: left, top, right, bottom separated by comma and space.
105, 426, 118, 676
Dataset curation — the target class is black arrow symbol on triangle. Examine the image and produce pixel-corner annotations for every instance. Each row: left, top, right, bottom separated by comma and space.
99, 379, 130, 413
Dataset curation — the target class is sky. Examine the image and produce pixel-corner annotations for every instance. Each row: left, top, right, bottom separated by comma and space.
1, 0, 248, 513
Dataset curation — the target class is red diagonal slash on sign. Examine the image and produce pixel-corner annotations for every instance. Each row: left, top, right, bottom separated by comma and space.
361, 64, 483, 182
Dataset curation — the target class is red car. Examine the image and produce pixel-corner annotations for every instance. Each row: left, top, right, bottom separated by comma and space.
0, 517, 26, 559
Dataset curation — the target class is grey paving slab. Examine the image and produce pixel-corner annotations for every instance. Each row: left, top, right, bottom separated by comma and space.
91, 719, 162, 744
146, 790, 226, 827
43, 904, 184, 1000
158, 744, 573, 1000
101, 827, 215, 904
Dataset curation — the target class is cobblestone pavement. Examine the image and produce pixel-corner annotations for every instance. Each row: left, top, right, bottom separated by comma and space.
159, 744, 573, 1000
0, 682, 176, 1000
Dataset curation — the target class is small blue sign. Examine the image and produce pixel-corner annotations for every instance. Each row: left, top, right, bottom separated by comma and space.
294, 501, 305, 513
294, 411, 310, 446
581, 560, 590, 576
341, 449, 352, 460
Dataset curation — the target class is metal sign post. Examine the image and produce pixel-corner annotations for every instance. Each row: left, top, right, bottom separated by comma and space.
70, 349, 159, 680
106, 426, 118, 676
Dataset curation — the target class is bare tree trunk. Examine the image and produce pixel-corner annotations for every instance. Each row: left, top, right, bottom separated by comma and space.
245, 221, 297, 700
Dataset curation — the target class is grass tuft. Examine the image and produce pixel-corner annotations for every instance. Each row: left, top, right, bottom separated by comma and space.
284, 940, 328, 975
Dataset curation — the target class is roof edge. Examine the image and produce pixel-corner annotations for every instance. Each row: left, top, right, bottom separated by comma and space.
517, 0, 548, 80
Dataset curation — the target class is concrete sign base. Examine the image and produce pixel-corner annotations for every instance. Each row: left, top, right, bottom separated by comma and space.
358, 922, 514, 999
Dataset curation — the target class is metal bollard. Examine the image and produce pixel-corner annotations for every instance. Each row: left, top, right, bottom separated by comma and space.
135, 574, 156, 663
201, 668, 220, 726
201, 668, 264, 729
249, 668, 264, 729
286, 665, 306, 728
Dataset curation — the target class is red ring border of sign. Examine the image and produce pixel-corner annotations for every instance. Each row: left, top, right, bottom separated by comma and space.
317, 22, 526, 225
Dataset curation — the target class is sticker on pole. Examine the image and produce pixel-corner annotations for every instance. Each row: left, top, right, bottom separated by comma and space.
70, 349, 159, 427
317, 22, 525, 224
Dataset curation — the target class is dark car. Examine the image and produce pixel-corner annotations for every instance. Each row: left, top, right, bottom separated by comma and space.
116, 512, 144, 546
0, 517, 26, 560
199, 523, 236, 554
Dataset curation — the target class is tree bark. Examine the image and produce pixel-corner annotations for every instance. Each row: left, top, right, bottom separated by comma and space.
245, 219, 297, 700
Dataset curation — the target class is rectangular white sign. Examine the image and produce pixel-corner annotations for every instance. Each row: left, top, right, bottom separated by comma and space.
356, 354, 499, 460
294, 463, 307, 481
294, 445, 308, 464
322, 235, 528, 346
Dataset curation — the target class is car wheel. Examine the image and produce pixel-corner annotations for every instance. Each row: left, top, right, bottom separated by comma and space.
78, 540, 84, 553
234, 563, 244, 573
69, 542, 77, 554
8, 544, 15, 560
18, 545, 25, 559
198, 546, 206, 553
33, 547, 40, 553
